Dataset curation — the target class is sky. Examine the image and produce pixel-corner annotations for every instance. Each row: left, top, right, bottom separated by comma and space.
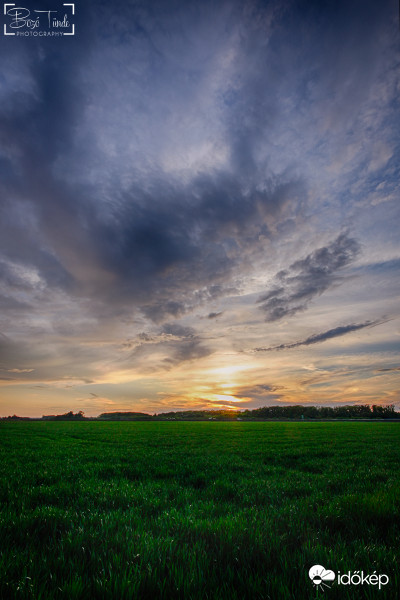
0, 0, 399, 417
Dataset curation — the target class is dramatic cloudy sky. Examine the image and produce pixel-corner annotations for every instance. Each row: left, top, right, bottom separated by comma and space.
0, 0, 399, 416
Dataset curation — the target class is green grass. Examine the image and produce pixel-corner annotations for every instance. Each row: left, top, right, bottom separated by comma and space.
0, 422, 399, 599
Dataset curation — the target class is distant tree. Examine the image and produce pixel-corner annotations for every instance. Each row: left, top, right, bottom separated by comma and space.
42, 411, 86, 421
98, 412, 152, 421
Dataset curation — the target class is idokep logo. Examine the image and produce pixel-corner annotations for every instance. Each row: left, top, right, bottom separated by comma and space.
309, 564, 390, 592
3, 3, 75, 36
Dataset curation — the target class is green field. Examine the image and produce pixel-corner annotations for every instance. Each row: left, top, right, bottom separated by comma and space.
0, 422, 399, 599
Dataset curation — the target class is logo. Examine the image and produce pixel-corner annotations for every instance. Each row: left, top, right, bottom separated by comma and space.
309, 564, 390, 592
309, 565, 335, 591
3, 3, 75, 36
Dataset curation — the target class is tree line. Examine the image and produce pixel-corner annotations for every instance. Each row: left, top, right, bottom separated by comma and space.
2, 404, 398, 421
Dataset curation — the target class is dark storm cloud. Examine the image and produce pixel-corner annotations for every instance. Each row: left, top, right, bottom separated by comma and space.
257, 234, 360, 321
161, 323, 196, 339
0, 0, 308, 326
141, 302, 187, 324
160, 323, 211, 366
127, 322, 212, 369
0, 64, 295, 322
92, 170, 298, 318
1, 150, 296, 323
254, 320, 382, 352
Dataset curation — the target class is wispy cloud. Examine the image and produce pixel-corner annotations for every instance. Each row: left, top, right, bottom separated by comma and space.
254, 320, 385, 352
257, 234, 360, 321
